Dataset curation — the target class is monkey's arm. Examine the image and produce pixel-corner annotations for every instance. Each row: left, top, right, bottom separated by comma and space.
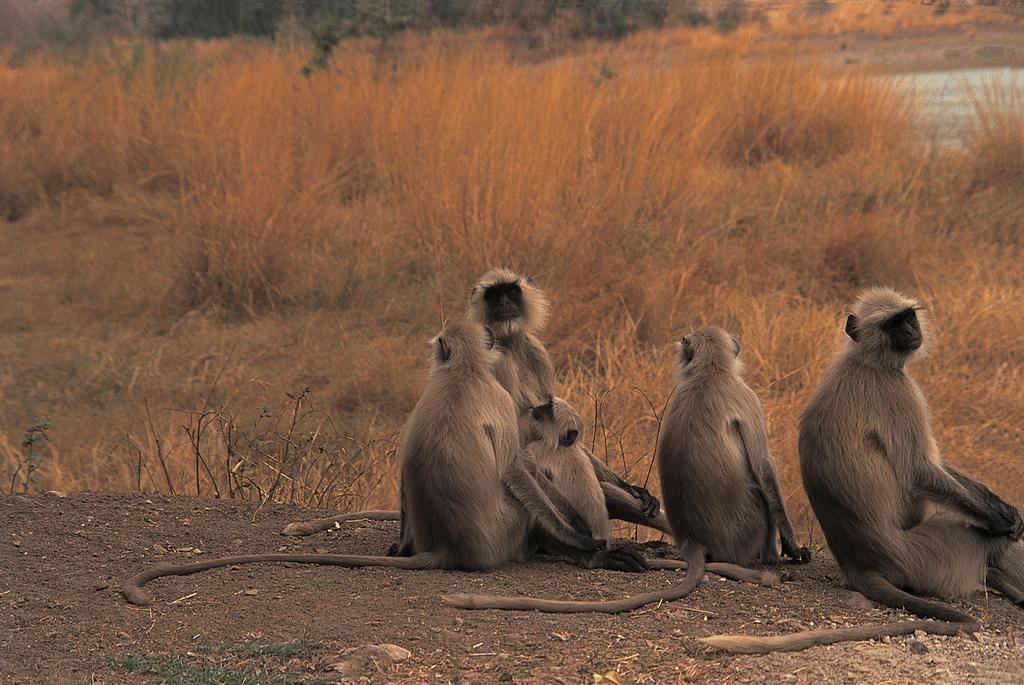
929, 463, 1024, 540
599, 482, 673, 535
502, 455, 648, 572
502, 455, 604, 551
733, 419, 810, 563
581, 445, 661, 518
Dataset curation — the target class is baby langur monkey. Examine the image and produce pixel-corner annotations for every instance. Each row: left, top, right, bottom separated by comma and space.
657, 326, 809, 567
527, 397, 612, 541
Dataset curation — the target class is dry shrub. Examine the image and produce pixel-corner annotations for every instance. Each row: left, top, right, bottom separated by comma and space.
0, 34, 916, 314
714, 59, 914, 166
821, 211, 915, 294
163, 51, 377, 311
0, 53, 158, 218
966, 82, 1024, 192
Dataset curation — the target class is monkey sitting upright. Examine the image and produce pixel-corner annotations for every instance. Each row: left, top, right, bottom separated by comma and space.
800, 288, 1024, 612
656, 326, 809, 566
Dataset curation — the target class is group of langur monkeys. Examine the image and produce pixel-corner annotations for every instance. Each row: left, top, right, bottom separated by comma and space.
124, 269, 1024, 653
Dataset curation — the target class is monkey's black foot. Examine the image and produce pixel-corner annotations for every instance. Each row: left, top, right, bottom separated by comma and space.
589, 547, 649, 573
387, 539, 415, 557
783, 546, 812, 564
987, 501, 1024, 541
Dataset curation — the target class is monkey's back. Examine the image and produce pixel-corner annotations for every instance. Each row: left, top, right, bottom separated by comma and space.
657, 375, 771, 564
799, 358, 923, 575
399, 375, 528, 569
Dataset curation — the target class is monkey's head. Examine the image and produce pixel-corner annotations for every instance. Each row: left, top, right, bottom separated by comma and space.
844, 287, 927, 365
428, 320, 499, 375
527, 396, 582, 450
467, 268, 550, 338
675, 326, 742, 377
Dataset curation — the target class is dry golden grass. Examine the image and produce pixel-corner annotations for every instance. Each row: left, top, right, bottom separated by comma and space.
1, 26, 1023, 543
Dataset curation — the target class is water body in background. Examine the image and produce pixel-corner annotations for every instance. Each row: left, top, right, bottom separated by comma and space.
888, 67, 1024, 147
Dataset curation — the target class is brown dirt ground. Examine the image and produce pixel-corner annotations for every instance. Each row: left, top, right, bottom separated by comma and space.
2, 492, 1022, 684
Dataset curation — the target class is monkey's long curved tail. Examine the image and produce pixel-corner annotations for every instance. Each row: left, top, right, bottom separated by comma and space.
281, 510, 400, 536
700, 571, 979, 654
442, 543, 705, 614
122, 552, 436, 606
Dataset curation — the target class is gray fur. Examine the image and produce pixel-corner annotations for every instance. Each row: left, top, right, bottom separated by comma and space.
657, 326, 808, 565
398, 319, 531, 568
694, 293, 1019, 653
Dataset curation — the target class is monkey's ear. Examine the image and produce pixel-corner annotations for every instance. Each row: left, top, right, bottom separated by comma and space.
524, 274, 537, 286
731, 337, 741, 357
678, 337, 695, 365
845, 314, 860, 342
482, 326, 495, 350
434, 337, 451, 363
468, 285, 479, 301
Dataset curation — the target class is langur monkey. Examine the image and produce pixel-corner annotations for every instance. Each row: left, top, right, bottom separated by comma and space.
657, 326, 809, 567
123, 321, 650, 608
701, 288, 1024, 653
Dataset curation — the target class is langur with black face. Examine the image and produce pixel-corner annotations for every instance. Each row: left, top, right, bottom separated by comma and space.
123, 321, 648, 608
701, 288, 1024, 653
657, 327, 809, 567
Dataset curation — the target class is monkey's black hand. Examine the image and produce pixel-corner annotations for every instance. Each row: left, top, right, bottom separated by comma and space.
987, 500, 1024, 541
622, 483, 660, 518
589, 547, 649, 573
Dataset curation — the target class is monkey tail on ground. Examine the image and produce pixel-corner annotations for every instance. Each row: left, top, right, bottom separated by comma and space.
442, 542, 705, 614
122, 552, 438, 606
699, 572, 978, 654
649, 558, 780, 587
281, 510, 399, 537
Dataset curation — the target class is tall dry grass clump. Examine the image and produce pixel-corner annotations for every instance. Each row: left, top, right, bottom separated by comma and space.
164, 51, 379, 310
1, 34, 913, 311
967, 82, 1024, 192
